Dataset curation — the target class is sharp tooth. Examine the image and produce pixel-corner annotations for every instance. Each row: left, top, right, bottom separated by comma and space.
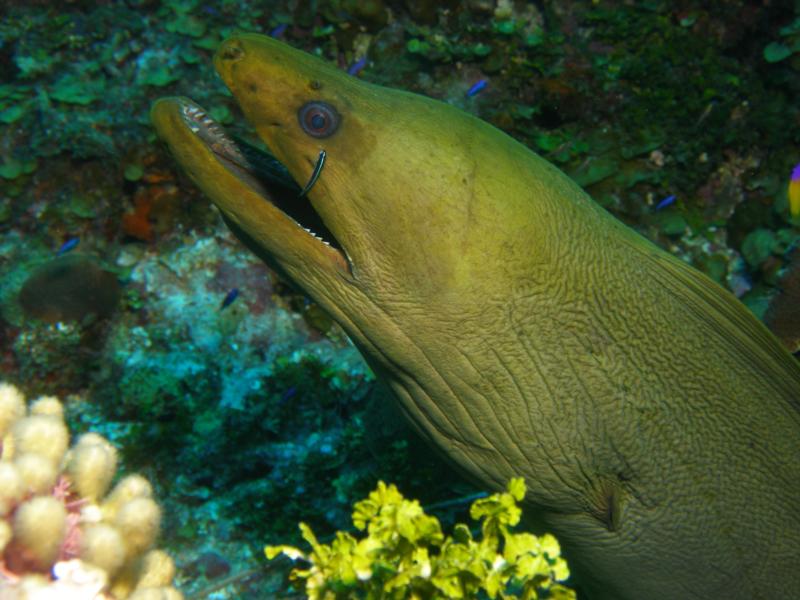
189, 125, 200, 133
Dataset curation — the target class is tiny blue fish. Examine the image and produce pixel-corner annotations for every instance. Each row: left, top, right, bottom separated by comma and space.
281, 386, 297, 402
270, 24, 287, 38
466, 79, 488, 97
347, 57, 367, 76
220, 288, 240, 310
56, 237, 79, 256
655, 194, 676, 211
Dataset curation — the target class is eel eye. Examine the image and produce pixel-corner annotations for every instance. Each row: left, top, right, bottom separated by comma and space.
298, 101, 339, 138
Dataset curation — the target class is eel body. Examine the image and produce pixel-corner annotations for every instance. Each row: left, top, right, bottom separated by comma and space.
152, 34, 800, 599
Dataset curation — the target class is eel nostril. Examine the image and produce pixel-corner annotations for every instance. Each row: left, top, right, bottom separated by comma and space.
219, 40, 245, 61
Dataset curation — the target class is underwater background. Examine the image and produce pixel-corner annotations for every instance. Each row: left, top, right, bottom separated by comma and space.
0, 0, 799, 597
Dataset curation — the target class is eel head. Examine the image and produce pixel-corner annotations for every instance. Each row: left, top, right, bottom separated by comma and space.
151, 33, 544, 365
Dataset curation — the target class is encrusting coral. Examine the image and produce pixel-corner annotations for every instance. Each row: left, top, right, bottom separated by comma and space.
0, 382, 182, 600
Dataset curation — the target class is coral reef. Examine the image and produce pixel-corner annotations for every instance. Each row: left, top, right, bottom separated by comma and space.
0, 382, 181, 599
0, 0, 797, 596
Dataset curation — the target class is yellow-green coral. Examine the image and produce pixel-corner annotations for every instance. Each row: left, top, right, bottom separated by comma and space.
266, 478, 574, 599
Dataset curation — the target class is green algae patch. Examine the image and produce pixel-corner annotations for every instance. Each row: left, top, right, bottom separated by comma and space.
67, 193, 98, 219
0, 103, 27, 124
764, 42, 794, 63
123, 163, 145, 182
50, 74, 106, 105
571, 157, 619, 187
166, 14, 207, 38
653, 212, 689, 237
741, 229, 778, 268
0, 157, 37, 180
764, 17, 800, 62
137, 64, 179, 87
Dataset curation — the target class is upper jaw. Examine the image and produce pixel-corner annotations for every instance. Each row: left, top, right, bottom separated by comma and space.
151, 96, 353, 282
177, 98, 302, 201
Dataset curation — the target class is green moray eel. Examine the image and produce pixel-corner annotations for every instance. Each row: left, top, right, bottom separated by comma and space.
152, 34, 800, 599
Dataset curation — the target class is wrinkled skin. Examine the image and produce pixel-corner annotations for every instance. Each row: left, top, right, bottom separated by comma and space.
152, 34, 800, 599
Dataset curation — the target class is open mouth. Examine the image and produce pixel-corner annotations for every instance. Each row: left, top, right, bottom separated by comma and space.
177, 99, 345, 257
